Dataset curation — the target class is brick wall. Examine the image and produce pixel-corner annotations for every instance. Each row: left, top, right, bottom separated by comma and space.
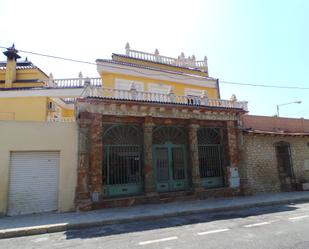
241, 134, 309, 193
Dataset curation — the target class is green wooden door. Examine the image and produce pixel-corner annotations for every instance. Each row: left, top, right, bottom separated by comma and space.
153, 143, 188, 192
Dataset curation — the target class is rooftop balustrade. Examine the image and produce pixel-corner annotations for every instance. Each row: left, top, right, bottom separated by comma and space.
124, 43, 208, 70
85, 86, 248, 111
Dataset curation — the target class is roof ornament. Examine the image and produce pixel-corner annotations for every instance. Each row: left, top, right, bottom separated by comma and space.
154, 48, 160, 62
3, 43, 21, 60
125, 42, 130, 55
230, 94, 237, 102
78, 72, 83, 86
48, 73, 54, 87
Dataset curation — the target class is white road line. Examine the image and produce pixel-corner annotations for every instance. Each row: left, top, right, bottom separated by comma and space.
289, 215, 309, 220
138, 236, 178, 245
244, 222, 271, 228
197, 228, 230, 236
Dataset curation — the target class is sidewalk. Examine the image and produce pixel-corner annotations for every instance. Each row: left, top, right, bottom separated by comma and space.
1, 191, 309, 239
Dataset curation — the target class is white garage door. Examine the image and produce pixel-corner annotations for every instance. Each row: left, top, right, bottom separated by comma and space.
8, 151, 59, 216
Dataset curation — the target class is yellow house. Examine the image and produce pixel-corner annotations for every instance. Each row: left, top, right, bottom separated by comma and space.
0, 43, 231, 122
0, 45, 77, 121
96, 43, 220, 101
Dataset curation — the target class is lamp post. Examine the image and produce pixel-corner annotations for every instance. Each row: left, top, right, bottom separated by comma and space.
276, 101, 302, 117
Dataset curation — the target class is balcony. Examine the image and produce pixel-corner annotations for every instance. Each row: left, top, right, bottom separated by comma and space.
84, 86, 248, 111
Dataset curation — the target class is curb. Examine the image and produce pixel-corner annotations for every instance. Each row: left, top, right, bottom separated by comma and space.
1, 196, 309, 239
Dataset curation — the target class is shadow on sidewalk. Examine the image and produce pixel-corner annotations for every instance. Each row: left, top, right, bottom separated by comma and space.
65, 203, 298, 240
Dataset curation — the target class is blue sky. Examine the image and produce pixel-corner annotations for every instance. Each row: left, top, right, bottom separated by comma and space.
0, 0, 308, 118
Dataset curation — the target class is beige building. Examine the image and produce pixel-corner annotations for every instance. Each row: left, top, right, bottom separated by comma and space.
0, 121, 78, 216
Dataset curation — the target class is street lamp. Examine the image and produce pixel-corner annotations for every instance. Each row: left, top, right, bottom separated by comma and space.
276, 101, 302, 117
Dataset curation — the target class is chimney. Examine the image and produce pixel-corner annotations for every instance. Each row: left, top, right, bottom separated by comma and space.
3, 44, 21, 88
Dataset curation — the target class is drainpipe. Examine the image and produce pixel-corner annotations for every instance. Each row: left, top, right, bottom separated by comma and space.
216, 78, 221, 99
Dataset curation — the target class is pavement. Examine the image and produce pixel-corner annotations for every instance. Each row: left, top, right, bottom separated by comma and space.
1, 191, 309, 239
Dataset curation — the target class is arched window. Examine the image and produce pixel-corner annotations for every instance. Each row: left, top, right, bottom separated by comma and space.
102, 125, 143, 197
197, 127, 224, 188
153, 126, 187, 145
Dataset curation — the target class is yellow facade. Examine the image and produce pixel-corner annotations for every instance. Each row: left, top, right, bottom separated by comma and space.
0, 97, 47, 121
0, 45, 219, 122
102, 72, 219, 99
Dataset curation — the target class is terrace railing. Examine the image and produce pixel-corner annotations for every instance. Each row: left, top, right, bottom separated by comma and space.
45, 74, 102, 88
85, 86, 248, 111
125, 43, 208, 70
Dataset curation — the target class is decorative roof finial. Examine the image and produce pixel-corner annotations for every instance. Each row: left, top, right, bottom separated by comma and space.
230, 94, 237, 102
3, 43, 21, 60
154, 48, 159, 55
125, 42, 130, 55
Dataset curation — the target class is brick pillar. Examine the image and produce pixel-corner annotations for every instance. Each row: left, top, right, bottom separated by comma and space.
143, 122, 156, 195
76, 112, 92, 211
188, 123, 202, 190
227, 120, 239, 167
89, 113, 103, 202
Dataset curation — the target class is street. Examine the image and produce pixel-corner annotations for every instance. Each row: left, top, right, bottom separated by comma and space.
1, 202, 309, 249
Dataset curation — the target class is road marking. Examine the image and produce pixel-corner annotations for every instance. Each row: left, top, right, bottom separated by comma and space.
289, 215, 309, 220
138, 236, 178, 245
197, 228, 230, 236
244, 222, 271, 228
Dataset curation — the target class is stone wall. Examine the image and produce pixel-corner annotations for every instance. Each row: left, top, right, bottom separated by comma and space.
240, 134, 309, 193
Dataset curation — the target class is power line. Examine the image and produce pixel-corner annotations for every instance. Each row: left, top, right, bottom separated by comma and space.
220, 80, 309, 90
1, 45, 309, 90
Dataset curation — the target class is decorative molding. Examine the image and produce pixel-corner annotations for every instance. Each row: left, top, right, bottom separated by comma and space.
77, 102, 240, 122
97, 61, 217, 88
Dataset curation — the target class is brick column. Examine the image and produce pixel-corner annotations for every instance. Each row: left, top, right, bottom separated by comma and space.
227, 120, 239, 167
188, 123, 202, 190
143, 122, 156, 195
89, 113, 103, 202
76, 112, 92, 211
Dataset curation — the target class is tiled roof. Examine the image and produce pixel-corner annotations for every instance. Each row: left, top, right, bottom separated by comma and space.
96, 58, 216, 80
82, 96, 246, 112
243, 115, 309, 134
0, 60, 38, 70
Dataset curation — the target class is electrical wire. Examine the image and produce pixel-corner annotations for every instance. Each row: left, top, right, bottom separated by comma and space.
1, 45, 309, 90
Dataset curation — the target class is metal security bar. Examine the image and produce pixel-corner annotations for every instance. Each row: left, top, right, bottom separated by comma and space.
198, 145, 222, 178
172, 147, 185, 180
155, 148, 169, 181
104, 145, 141, 185
198, 127, 224, 188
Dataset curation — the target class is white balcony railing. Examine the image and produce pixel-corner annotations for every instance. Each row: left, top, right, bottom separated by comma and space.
45, 74, 102, 88
85, 87, 248, 111
125, 43, 208, 70
47, 117, 75, 122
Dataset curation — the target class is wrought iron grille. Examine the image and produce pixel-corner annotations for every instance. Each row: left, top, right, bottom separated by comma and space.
103, 125, 142, 186
198, 127, 223, 178
153, 126, 187, 144
172, 147, 186, 180
103, 145, 141, 185
155, 148, 169, 181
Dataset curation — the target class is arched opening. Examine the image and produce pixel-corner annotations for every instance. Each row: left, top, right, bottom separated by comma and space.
103, 125, 143, 197
152, 126, 189, 192
198, 127, 224, 188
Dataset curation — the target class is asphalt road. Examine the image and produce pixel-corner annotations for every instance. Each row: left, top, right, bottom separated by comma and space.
1, 202, 309, 249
